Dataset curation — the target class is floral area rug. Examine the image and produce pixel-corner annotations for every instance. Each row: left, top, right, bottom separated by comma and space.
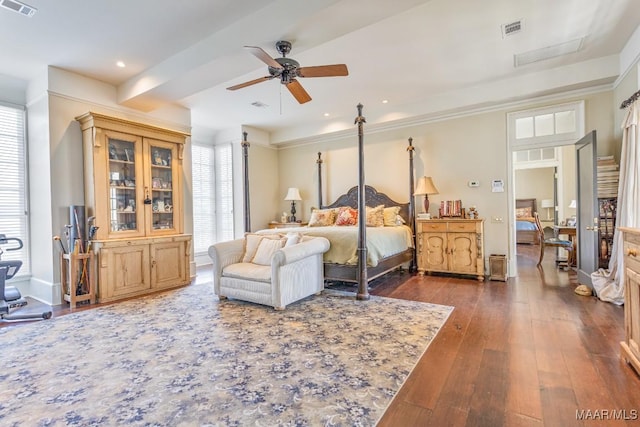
0, 281, 452, 426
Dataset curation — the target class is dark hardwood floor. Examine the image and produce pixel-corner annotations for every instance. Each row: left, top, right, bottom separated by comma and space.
375, 244, 640, 427
3, 245, 640, 426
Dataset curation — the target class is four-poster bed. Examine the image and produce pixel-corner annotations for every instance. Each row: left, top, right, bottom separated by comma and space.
243, 104, 417, 298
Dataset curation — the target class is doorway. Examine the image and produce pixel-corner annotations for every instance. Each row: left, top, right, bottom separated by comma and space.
513, 147, 577, 267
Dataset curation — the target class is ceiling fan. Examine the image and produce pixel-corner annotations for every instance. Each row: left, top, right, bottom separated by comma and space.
226, 40, 349, 104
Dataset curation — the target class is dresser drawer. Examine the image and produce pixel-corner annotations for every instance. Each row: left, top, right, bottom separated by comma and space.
625, 233, 640, 271
448, 221, 478, 232
419, 221, 448, 232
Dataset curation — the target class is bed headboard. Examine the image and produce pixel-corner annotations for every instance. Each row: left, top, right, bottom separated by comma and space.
322, 185, 410, 224
516, 198, 537, 219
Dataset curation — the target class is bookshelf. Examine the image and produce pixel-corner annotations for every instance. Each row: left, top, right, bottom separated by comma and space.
597, 155, 619, 268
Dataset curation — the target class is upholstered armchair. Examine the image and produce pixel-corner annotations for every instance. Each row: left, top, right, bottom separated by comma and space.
208, 235, 330, 310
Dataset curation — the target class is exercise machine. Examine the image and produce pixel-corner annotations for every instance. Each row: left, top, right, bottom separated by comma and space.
0, 234, 52, 321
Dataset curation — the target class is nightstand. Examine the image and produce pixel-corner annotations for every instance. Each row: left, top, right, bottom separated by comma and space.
268, 221, 308, 229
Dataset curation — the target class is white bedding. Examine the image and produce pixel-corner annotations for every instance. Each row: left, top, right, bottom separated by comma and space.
257, 225, 413, 267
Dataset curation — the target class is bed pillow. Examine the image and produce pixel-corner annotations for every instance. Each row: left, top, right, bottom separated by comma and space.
515, 207, 532, 218
335, 206, 358, 226
242, 233, 283, 262
308, 208, 336, 227
365, 204, 385, 227
383, 206, 401, 226
252, 237, 285, 265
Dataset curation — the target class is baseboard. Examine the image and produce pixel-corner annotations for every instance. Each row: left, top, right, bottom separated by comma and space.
28, 277, 62, 306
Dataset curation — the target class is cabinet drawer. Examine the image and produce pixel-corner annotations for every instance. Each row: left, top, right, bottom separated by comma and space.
419, 222, 448, 232
448, 221, 478, 232
625, 238, 640, 272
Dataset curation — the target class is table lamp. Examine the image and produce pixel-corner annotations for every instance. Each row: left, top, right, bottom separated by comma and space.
284, 187, 302, 222
541, 199, 554, 220
414, 176, 439, 214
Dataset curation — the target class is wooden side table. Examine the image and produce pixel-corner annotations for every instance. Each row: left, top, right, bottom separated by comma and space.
268, 221, 308, 229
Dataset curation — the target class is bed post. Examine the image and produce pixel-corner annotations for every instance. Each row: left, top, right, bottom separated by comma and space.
407, 137, 417, 272
354, 103, 369, 300
241, 131, 251, 233
316, 152, 323, 208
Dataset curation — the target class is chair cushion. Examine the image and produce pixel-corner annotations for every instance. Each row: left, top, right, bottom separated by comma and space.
222, 263, 271, 283
252, 238, 284, 265
545, 238, 572, 247
242, 233, 284, 262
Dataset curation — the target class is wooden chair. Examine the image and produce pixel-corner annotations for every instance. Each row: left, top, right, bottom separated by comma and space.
534, 212, 574, 267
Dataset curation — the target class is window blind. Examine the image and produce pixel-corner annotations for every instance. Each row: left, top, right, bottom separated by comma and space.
191, 143, 234, 256
215, 144, 234, 243
0, 103, 29, 276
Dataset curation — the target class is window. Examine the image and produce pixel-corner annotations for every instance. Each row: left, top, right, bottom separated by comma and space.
0, 103, 29, 276
191, 143, 233, 257
508, 101, 584, 150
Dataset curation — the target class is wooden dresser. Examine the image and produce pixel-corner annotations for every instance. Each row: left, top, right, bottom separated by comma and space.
416, 218, 485, 281
621, 227, 640, 375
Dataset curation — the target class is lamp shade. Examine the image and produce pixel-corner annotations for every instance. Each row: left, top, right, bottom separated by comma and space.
541, 199, 554, 209
284, 187, 302, 201
414, 176, 439, 196
568, 199, 577, 209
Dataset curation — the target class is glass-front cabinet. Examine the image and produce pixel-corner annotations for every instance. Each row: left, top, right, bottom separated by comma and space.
148, 140, 178, 235
76, 112, 191, 303
107, 132, 143, 237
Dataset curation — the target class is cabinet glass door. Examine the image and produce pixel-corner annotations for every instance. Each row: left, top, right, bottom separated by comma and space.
108, 137, 140, 235
148, 142, 177, 234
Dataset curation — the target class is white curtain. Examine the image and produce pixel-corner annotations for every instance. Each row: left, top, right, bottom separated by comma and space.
592, 99, 640, 304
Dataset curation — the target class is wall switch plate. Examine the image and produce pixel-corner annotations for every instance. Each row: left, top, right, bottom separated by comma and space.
468, 180, 480, 187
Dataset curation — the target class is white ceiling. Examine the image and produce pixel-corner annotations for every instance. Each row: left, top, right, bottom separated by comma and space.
1, 0, 639, 144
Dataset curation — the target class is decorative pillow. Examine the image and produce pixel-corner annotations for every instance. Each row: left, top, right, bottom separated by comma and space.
365, 204, 385, 227
252, 237, 285, 265
242, 233, 283, 262
383, 206, 401, 226
515, 207, 532, 218
395, 214, 406, 225
308, 208, 336, 227
284, 232, 301, 247
335, 206, 358, 226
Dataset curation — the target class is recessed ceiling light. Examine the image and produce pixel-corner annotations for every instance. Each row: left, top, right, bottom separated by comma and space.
323, 113, 330, 117
382, 100, 389, 104
116, 61, 126, 68
251, 101, 268, 108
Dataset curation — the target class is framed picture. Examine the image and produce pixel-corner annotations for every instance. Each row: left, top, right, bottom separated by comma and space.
152, 177, 162, 189
124, 148, 134, 162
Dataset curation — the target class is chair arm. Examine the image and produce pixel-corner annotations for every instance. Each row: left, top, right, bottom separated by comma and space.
208, 239, 244, 281
272, 237, 330, 267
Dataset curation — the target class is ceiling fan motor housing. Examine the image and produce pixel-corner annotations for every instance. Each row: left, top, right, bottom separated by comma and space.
269, 57, 300, 84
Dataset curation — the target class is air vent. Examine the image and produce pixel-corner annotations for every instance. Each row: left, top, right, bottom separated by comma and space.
501, 20, 522, 38
514, 38, 584, 67
0, 0, 37, 16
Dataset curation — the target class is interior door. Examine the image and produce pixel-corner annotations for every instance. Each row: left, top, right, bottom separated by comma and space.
575, 130, 598, 288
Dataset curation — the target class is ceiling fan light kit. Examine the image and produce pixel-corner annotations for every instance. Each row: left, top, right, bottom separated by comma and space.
227, 40, 348, 104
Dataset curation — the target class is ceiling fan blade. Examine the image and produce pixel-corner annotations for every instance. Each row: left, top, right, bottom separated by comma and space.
245, 46, 282, 69
297, 64, 348, 78
286, 80, 312, 104
226, 76, 273, 91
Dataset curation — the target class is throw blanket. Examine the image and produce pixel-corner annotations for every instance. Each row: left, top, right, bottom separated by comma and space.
257, 225, 413, 266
